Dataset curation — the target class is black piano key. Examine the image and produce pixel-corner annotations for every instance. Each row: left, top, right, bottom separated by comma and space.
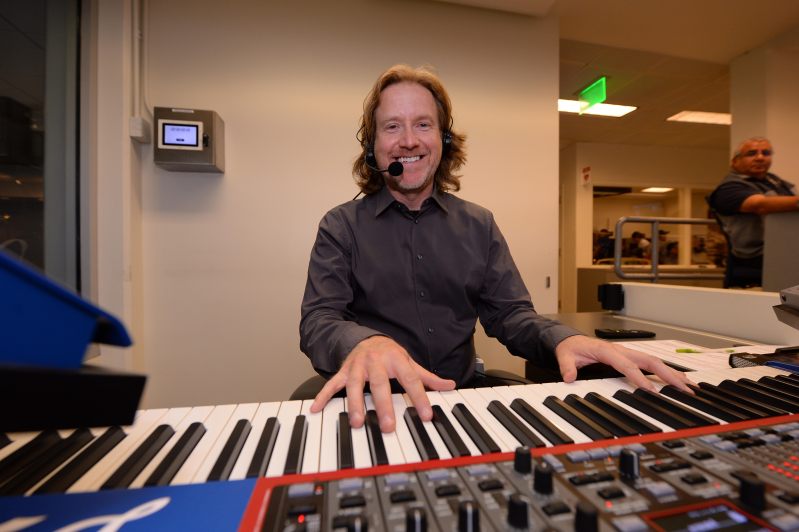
584, 392, 662, 435
738, 378, 799, 408
659, 386, 749, 423
451, 403, 501, 454
613, 390, 696, 430
283, 415, 308, 475
543, 396, 614, 441
718, 380, 799, 413
246, 417, 280, 478
0, 428, 94, 496
783, 373, 799, 385
337, 412, 354, 470
207, 419, 252, 482
633, 389, 719, 426
690, 385, 772, 419
564, 395, 638, 437
431, 405, 470, 457
697, 383, 787, 417
487, 400, 546, 448
101, 424, 175, 489
35, 426, 126, 494
144, 422, 206, 487
365, 410, 389, 466
509, 398, 574, 446
0, 433, 9, 449
767, 375, 799, 394
404, 407, 439, 461
0, 430, 62, 486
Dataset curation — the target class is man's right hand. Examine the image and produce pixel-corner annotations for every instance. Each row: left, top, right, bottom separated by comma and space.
309, 336, 456, 433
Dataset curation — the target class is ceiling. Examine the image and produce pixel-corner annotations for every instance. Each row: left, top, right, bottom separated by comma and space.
433, 0, 799, 150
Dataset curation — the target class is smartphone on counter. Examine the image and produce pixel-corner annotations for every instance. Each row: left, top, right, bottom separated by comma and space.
594, 328, 656, 339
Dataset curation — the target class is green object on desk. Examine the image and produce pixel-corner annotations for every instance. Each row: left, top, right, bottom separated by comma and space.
675, 348, 703, 353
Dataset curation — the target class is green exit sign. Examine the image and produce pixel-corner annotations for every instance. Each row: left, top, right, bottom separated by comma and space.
579, 77, 607, 113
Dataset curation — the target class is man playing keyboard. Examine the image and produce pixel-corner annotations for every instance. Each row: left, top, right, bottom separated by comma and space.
300, 64, 692, 434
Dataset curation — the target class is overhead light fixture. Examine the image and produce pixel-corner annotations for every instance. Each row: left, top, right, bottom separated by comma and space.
558, 99, 636, 117
666, 111, 731, 125
641, 187, 673, 193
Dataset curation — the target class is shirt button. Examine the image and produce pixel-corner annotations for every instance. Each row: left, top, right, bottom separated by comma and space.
420, 291, 425, 297
417, 254, 423, 260
414, 219, 419, 224
427, 327, 434, 334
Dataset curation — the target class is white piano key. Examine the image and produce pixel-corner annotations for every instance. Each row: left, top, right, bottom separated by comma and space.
318, 398, 344, 473
363, 395, 404, 465
402, 393, 452, 460
229, 401, 280, 480
300, 400, 323, 474
172, 404, 237, 485
344, 397, 371, 470
265, 401, 302, 478
130, 406, 212, 488
391, 394, 421, 463
427, 391, 480, 456
177, 404, 254, 483
69, 408, 172, 493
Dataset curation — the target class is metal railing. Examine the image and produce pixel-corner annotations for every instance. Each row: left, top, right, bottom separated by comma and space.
612, 216, 725, 282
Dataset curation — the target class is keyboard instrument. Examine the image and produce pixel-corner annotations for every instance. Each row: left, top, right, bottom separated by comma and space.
2, 365, 798, 499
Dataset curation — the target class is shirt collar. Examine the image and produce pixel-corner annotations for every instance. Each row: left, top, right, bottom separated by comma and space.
371, 185, 449, 217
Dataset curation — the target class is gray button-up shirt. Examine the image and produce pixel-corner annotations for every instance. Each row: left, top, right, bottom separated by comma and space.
300, 185, 579, 386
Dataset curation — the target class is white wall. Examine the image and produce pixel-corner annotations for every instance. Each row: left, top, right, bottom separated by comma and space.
731, 27, 799, 177
90, 0, 561, 407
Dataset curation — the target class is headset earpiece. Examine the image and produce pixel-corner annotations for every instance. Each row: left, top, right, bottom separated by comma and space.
442, 130, 452, 155
365, 144, 378, 168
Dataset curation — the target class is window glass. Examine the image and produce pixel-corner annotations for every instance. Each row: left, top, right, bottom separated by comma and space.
0, 1, 79, 289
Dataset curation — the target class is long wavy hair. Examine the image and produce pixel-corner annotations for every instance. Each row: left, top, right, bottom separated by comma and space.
352, 65, 467, 195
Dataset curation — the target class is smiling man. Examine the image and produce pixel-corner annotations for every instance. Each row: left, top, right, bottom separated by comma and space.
300, 65, 692, 433
707, 137, 798, 288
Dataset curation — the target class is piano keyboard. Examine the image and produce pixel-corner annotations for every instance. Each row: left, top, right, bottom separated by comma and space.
1, 365, 796, 497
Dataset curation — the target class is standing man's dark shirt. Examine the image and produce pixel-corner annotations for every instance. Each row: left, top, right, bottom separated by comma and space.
300, 185, 578, 386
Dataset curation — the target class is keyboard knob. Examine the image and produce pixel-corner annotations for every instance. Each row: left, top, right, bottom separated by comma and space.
405, 507, 427, 532
619, 448, 640, 480
574, 501, 598, 532
506, 493, 529, 529
457, 500, 480, 532
534, 462, 554, 494
514, 446, 532, 474
739, 475, 766, 512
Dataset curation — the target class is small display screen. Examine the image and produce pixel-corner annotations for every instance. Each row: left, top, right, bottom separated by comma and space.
162, 123, 199, 147
650, 503, 767, 531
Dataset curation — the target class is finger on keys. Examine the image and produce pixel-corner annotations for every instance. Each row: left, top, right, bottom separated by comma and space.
367, 371, 396, 433
556, 352, 578, 383
618, 345, 696, 393
397, 361, 433, 421
345, 365, 368, 429
310, 374, 345, 414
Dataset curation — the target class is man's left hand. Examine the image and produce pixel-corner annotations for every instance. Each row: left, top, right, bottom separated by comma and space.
554, 335, 694, 392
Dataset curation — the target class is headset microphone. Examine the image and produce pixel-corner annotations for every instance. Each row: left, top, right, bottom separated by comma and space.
366, 160, 404, 177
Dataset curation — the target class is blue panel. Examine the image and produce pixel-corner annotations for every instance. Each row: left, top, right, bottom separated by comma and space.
0, 480, 256, 531
0, 251, 132, 369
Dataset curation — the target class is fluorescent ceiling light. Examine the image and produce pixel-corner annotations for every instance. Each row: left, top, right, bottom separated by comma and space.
666, 111, 731, 125
641, 187, 673, 193
558, 99, 636, 117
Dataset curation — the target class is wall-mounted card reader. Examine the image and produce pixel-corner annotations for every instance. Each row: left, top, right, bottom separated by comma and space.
153, 107, 224, 173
